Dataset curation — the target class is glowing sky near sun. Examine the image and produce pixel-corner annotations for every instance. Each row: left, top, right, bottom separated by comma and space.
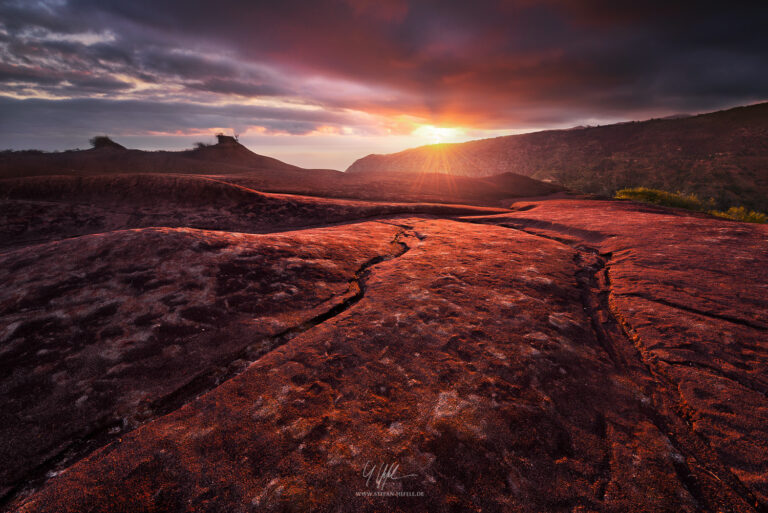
0, 1, 766, 169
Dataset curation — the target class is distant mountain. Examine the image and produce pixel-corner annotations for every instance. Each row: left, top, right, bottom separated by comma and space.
0, 135, 326, 178
347, 103, 768, 210
0, 137, 563, 207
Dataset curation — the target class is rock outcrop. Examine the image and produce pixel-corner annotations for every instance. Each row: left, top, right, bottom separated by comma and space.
2, 195, 766, 512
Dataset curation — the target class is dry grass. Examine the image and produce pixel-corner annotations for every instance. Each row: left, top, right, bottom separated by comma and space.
615, 187, 766, 223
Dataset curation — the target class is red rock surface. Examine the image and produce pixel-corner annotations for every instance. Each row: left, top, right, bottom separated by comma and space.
3, 197, 766, 512
464, 199, 768, 507
0, 222, 404, 500
0, 174, 509, 250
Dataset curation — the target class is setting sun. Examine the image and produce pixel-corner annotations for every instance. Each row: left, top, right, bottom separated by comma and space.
412, 125, 465, 144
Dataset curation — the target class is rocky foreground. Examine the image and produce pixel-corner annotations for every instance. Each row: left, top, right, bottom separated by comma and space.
1, 194, 767, 512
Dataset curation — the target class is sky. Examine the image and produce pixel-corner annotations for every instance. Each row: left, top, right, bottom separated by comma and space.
0, 0, 766, 170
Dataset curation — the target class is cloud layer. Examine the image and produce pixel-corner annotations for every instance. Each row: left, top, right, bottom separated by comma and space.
1, 0, 766, 166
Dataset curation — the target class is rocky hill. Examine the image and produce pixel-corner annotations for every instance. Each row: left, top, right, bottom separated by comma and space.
347, 103, 768, 211
0, 136, 320, 178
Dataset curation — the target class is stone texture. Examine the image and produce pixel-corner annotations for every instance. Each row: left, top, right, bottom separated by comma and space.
2, 196, 767, 512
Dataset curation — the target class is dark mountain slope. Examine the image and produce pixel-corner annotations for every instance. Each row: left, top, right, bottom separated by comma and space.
347, 102, 768, 210
0, 139, 563, 207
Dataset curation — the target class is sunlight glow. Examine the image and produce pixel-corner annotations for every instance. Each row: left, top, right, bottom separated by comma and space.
412, 125, 465, 144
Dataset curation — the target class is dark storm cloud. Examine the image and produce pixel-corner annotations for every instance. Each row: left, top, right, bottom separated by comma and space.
67, 76, 132, 91
0, 0, 766, 140
138, 50, 235, 79
0, 96, 363, 137
0, 62, 60, 84
186, 78, 287, 97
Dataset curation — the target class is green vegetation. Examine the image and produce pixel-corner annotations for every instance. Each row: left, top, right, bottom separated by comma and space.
710, 206, 767, 223
615, 187, 709, 210
615, 187, 766, 223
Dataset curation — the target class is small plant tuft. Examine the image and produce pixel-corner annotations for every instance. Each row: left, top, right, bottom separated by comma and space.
709, 206, 767, 224
615, 187, 765, 223
614, 187, 712, 210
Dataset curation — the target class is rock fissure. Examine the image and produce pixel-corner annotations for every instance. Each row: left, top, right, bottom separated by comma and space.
610, 284, 768, 513
579, 250, 765, 512
655, 357, 768, 399
464, 217, 767, 512
0, 229, 412, 512
613, 292, 767, 331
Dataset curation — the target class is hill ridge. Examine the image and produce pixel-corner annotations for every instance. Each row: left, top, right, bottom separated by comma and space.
346, 102, 768, 210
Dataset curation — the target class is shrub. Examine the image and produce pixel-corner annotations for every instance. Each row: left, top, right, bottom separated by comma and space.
614, 187, 711, 211
90, 135, 115, 148
193, 142, 211, 149
615, 187, 766, 224
709, 206, 767, 224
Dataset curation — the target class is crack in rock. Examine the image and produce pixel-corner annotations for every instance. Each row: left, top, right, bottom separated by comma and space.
0, 228, 413, 512
461, 217, 768, 512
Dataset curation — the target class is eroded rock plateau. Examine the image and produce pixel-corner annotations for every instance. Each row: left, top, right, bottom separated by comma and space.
1, 190, 766, 512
